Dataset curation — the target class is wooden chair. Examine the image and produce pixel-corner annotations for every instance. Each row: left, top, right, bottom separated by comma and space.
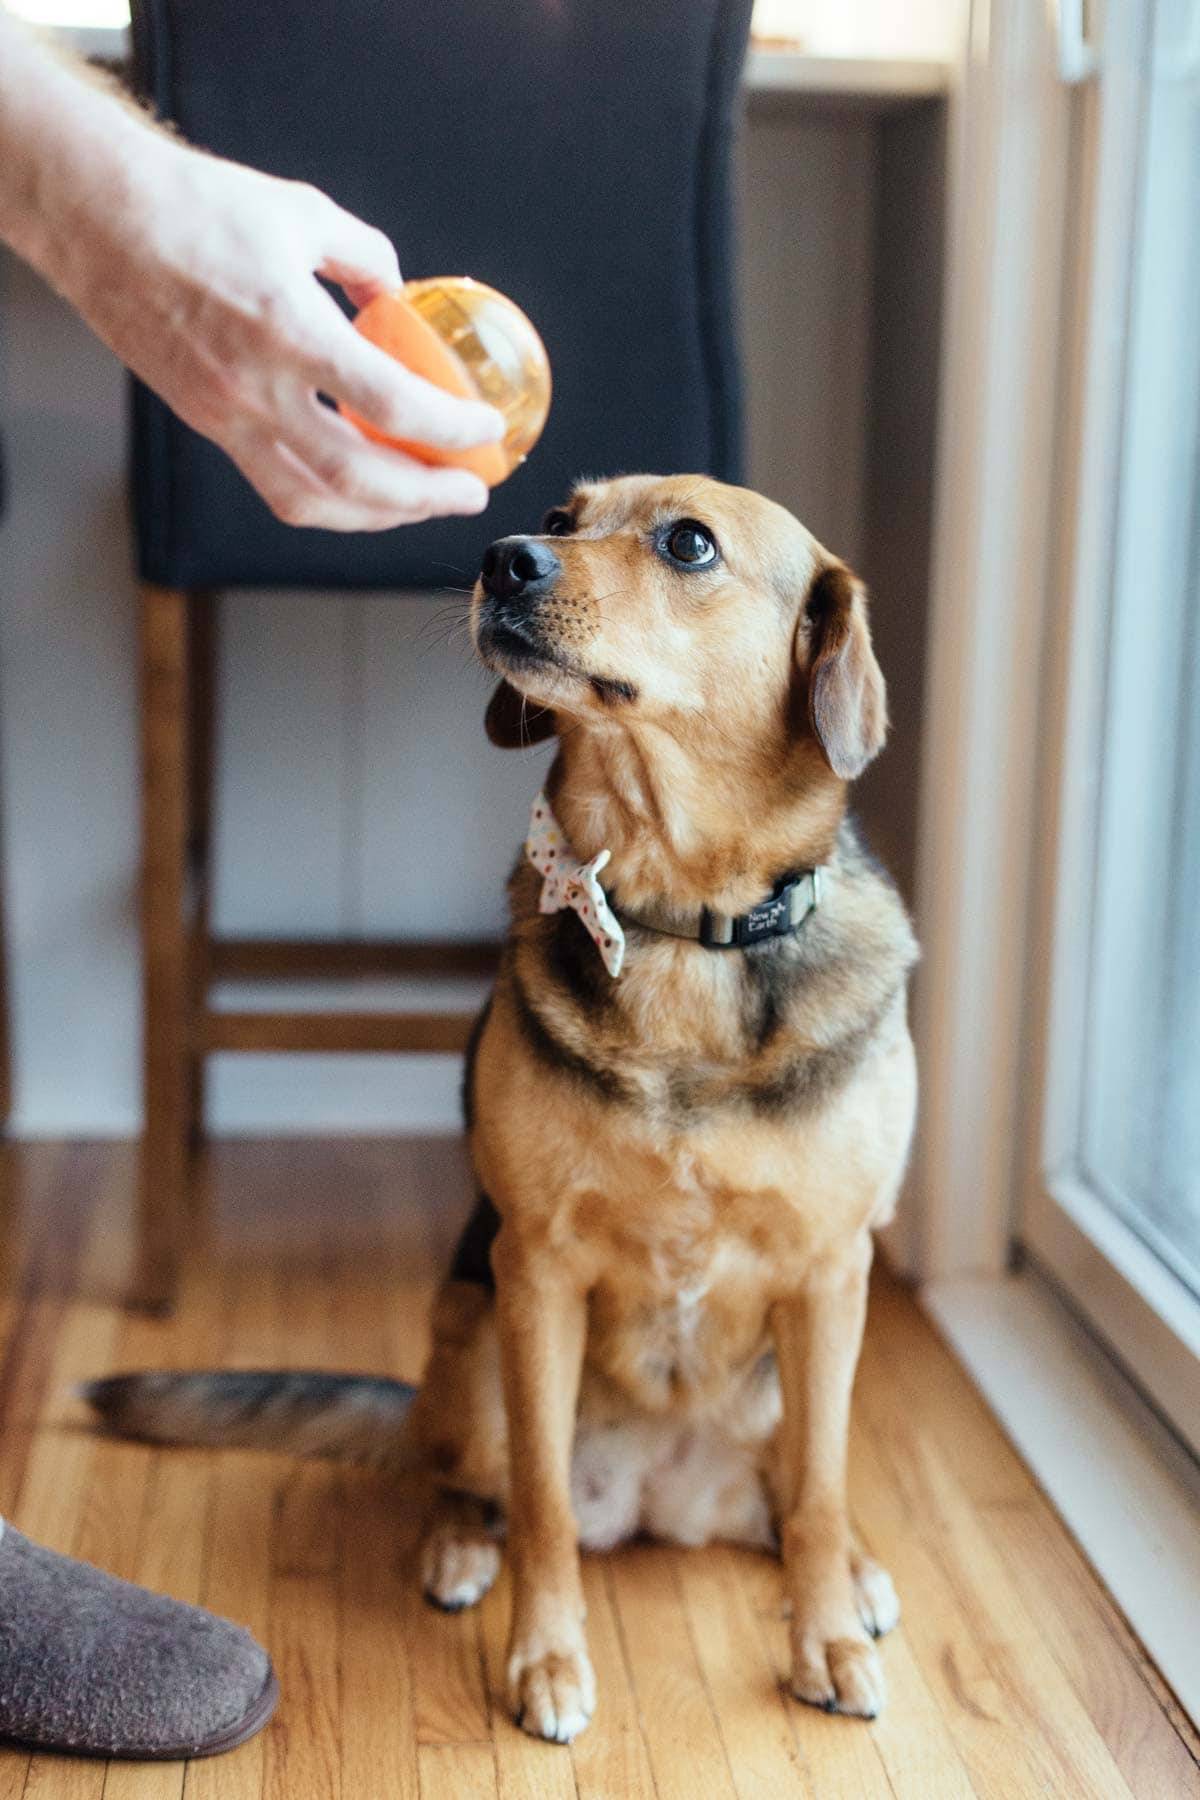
129, 0, 753, 1308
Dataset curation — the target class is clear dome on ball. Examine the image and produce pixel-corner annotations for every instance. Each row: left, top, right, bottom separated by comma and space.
348, 277, 552, 487
404, 278, 551, 479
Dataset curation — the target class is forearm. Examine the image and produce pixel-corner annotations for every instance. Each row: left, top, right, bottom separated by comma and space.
0, 13, 157, 298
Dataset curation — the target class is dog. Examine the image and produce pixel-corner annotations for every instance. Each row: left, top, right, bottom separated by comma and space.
87, 474, 918, 1742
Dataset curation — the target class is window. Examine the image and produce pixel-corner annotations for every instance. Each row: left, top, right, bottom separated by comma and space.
1023, 0, 1200, 1456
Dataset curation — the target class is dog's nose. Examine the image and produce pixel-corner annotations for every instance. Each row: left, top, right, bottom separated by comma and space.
480, 536, 561, 603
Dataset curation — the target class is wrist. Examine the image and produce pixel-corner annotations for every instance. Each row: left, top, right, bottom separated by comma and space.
23, 103, 163, 302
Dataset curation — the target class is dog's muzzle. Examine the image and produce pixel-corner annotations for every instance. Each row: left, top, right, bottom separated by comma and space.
479, 535, 561, 604
477, 535, 564, 669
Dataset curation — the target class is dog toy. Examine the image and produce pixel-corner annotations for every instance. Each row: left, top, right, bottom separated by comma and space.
344, 278, 551, 486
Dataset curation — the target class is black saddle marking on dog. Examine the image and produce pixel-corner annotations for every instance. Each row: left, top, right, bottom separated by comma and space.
739, 942, 798, 1053
545, 907, 618, 1016
510, 971, 632, 1104
449, 1192, 501, 1292
743, 994, 896, 1118
461, 995, 493, 1133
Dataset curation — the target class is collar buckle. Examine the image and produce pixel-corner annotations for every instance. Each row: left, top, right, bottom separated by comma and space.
699, 870, 821, 951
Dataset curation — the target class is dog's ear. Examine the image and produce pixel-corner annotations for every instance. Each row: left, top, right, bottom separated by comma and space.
484, 680, 557, 749
799, 564, 887, 780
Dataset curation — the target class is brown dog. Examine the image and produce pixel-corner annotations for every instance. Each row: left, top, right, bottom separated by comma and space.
87, 475, 918, 1742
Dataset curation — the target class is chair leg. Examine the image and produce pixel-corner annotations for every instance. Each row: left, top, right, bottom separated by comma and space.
137, 585, 192, 1312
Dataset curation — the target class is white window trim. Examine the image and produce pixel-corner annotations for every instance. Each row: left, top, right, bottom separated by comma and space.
911, 0, 1076, 1281
1017, 0, 1200, 1463
912, 0, 1200, 1722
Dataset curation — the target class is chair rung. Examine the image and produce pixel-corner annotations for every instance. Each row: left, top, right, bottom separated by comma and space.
208, 937, 500, 980
201, 1010, 477, 1054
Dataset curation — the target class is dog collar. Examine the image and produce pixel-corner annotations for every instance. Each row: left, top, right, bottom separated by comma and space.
525, 790, 823, 976
616, 867, 823, 952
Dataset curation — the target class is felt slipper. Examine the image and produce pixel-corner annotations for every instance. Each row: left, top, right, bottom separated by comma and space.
0, 1519, 278, 1760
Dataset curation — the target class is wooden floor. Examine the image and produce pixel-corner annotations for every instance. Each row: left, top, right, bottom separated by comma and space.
0, 1140, 1196, 1799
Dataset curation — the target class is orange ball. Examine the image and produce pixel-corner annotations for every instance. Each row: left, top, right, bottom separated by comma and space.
342, 278, 552, 488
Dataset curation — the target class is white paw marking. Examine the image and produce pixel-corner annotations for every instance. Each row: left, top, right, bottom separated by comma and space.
852, 1554, 900, 1639
791, 1630, 887, 1719
421, 1535, 500, 1612
508, 1645, 597, 1744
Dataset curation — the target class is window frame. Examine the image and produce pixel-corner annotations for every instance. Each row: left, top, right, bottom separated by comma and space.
910, 0, 1200, 1715
1017, 0, 1200, 1461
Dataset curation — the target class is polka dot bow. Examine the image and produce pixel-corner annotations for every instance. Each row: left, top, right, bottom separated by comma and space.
525, 790, 626, 977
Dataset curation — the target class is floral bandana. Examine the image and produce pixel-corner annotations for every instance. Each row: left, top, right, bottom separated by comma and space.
525, 790, 626, 977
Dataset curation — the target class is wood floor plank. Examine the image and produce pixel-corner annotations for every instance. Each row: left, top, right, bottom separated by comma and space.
21, 1759, 104, 1800
101, 1763, 184, 1800
873, 1272, 1200, 1788
338, 1473, 421, 1800
416, 1743, 498, 1800
322, 1162, 425, 1800
12, 1162, 128, 1556
320, 1145, 448, 1800
847, 1415, 1074, 1800
864, 1275, 1035, 1507
0, 1290, 67, 1521
672, 1546, 815, 1798
0, 1756, 30, 1800
986, 1499, 1200, 1798
371, 1153, 491, 1770
0, 1147, 113, 1524
411, 1589, 493, 1749
182, 1192, 286, 1800
733, 1552, 895, 1800
853, 1391, 1133, 1800
569, 1560, 656, 1800
262, 1574, 341, 1800
258, 1154, 343, 1800
848, 1611, 978, 1800
900, 1432, 1135, 1798
607, 1543, 738, 1800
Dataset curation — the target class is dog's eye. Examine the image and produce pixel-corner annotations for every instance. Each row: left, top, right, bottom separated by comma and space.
664, 521, 718, 567
542, 509, 574, 537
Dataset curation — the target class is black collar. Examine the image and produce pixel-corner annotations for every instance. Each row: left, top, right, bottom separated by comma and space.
611, 867, 823, 952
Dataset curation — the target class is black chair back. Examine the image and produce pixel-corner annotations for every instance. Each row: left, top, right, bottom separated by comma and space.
130, 0, 752, 590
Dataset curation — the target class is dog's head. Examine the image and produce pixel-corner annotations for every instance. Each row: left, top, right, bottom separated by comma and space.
471, 474, 886, 787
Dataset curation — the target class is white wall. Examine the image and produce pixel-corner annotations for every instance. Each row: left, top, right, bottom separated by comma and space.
0, 111, 882, 1134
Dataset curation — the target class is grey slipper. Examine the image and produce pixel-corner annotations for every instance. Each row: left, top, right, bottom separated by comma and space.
0, 1519, 278, 1760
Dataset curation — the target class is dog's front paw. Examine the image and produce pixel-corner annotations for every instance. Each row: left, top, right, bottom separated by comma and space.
507, 1637, 596, 1744
790, 1620, 886, 1719
421, 1530, 501, 1613
851, 1549, 900, 1639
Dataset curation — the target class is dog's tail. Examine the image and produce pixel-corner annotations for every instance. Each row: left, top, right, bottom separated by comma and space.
81, 1370, 420, 1467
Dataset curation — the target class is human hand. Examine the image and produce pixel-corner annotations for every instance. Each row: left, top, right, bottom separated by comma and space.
54, 139, 503, 530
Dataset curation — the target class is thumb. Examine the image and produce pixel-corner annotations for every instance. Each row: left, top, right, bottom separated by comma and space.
315, 203, 401, 310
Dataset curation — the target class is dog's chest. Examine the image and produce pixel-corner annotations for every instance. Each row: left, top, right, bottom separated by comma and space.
580, 1167, 779, 1413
